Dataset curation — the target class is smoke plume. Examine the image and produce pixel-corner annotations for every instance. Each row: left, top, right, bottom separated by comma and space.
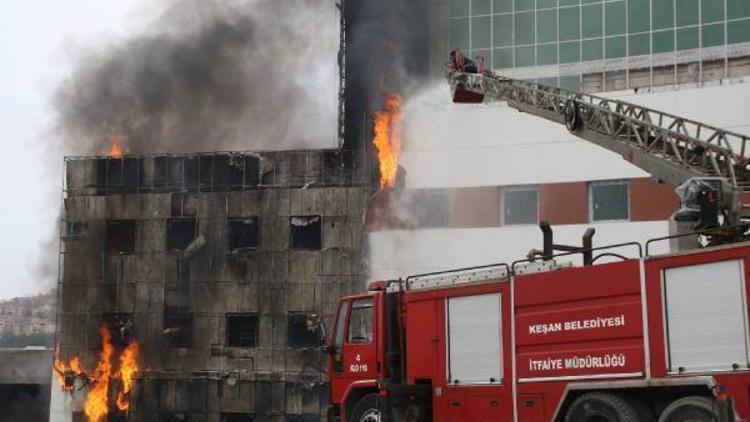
54, 0, 339, 155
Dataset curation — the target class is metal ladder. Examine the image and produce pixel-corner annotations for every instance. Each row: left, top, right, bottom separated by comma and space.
448, 71, 750, 222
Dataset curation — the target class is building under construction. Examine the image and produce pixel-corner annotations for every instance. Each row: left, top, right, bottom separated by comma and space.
52, 149, 370, 421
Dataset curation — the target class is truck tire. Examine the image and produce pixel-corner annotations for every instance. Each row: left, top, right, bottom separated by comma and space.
563, 392, 642, 422
627, 396, 656, 422
350, 394, 383, 422
658, 396, 717, 422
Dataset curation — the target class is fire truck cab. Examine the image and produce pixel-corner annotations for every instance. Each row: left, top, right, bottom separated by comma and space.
327, 232, 750, 421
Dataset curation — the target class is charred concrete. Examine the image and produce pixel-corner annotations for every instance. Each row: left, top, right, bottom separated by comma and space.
56, 149, 370, 420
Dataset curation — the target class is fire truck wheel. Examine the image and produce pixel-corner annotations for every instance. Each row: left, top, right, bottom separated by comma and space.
657, 396, 717, 422
351, 394, 384, 422
563, 392, 641, 422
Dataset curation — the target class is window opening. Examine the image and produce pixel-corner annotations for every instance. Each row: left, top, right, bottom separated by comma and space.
287, 313, 322, 348
228, 217, 260, 251
226, 313, 258, 348
64, 221, 87, 241
290, 216, 321, 250
167, 218, 197, 251
103, 312, 134, 348
106, 220, 136, 254
221, 413, 253, 422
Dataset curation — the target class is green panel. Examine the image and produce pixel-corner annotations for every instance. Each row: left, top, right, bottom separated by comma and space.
450, 18, 471, 50
560, 7, 581, 40
728, 19, 750, 44
628, 0, 650, 33
538, 77, 559, 86
537, 9, 558, 43
472, 16, 492, 48
515, 12, 536, 45
560, 41, 581, 62
560, 0, 581, 5
537, 44, 558, 65
538, 0, 557, 9
451, 0, 470, 17
728, 0, 750, 19
515, 46, 536, 66
493, 47, 514, 68
702, 23, 725, 47
515, 0, 534, 12
583, 38, 604, 60
472, 0, 492, 15
560, 75, 582, 90
629, 33, 651, 55
493, 0, 513, 13
605, 1, 626, 35
702, 1, 725, 24
653, 0, 675, 30
653, 29, 675, 53
605, 36, 626, 58
676, 27, 699, 50
494, 15, 514, 47
676, 0, 699, 27
582, 4, 604, 38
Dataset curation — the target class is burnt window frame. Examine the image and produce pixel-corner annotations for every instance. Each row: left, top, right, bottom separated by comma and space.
228, 217, 261, 251
225, 313, 258, 348
290, 215, 322, 250
166, 217, 198, 251
105, 220, 136, 255
287, 313, 323, 349
163, 310, 193, 348
103, 312, 134, 348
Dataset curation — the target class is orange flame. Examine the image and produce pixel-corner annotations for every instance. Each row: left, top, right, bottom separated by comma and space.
115, 339, 140, 412
53, 345, 85, 392
53, 325, 140, 421
84, 325, 114, 422
108, 136, 124, 158
373, 93, 402, 189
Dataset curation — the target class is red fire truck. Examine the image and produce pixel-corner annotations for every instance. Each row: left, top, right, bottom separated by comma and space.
326, 72, 750, 421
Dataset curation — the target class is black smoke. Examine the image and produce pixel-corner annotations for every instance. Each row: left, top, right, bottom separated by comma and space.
342, 0, 432, 180
54, 0, 339, 155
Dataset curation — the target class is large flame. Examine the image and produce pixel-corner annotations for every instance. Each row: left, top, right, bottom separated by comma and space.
115, 339, 140, 412
84, 325, 114, 422
53, 325, 141, 421
373, 93, 402, 189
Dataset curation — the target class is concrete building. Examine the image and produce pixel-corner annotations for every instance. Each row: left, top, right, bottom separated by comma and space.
369, 0, 750, 278
52, 150, 370, 421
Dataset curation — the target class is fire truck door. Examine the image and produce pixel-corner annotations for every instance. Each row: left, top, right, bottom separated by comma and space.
331, 296, 378, 389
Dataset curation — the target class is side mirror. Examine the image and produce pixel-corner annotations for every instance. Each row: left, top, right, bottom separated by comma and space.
326, 345, 337, 356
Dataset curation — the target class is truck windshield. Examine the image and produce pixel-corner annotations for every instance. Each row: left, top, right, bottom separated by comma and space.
348, 298, 374, 343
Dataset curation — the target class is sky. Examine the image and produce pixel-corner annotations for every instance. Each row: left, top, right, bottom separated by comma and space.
0, 0, 154, 299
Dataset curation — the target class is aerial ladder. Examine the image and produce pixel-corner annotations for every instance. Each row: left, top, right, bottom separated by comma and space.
448, 67, 750, 241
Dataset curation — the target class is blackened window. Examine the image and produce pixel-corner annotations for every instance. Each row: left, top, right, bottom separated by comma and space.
228, 217, 260, 250
290, 216, 321, 250
286, 416, 319, 422
106, 220, 136, 254
167, 218, 197, 251
226, 313, 258, 348
287, 313, 322, 348
163, 311, 193, 348
221, 413, 253, 422
590, 180, 629, 221
103, 312, 133, 347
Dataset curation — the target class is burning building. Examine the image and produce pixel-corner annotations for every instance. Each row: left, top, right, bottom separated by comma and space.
52, 149, 370, 421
